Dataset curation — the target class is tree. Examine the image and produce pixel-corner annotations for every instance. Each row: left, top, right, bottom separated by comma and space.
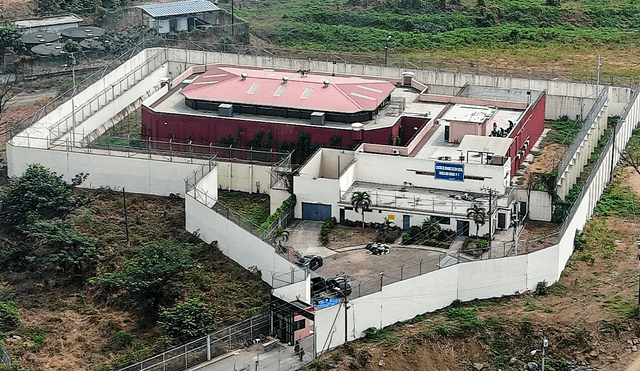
466, 204, 486, 237
351, 191, 372, 231
0, 75, 21, 126
160, 297, 216, 339
90, 242, 196, 317
421, 217, 442, 239
0, 24, 24, 64
0, 164, 88, 227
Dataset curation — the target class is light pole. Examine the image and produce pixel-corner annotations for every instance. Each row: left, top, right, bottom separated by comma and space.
531, 336, 549, 371
384, 35, 391, 67
64, 52, 77, 147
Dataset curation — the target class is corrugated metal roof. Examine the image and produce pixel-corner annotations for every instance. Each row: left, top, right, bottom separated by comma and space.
14, 14, 83, 29
458, 135, 513, 156
181, 66, 395, 114
136, 0, 220, 18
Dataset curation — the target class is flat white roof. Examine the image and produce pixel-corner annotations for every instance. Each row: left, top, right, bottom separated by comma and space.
14, 14, 83, 29
441, 104, 496, 124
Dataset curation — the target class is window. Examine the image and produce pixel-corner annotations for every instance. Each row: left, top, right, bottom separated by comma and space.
431, 215, 450, 224
294, 319, 305, 331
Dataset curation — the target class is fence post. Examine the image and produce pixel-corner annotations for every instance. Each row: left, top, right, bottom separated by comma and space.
229, 327, 232, 349
184, 345, 188, 370
207, 334, 211, 361
419, 260, 423, 274
401, 265, 404, 280
163, 352, 166, 371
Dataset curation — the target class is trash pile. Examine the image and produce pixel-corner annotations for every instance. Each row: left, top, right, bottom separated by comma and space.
365, 242, 390, 255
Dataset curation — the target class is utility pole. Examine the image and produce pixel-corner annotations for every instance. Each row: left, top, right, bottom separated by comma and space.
231, 0, 235, 36
481, 187, 498, 258
344, 276, 348, 346
123, 187, 130, 247
384, 35, 391, 67
596, 54, 602, 97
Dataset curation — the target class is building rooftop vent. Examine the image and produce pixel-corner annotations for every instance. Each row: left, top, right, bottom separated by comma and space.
241, 73, 248, 80
282, 76, 289, 84
323, 80, 330, 88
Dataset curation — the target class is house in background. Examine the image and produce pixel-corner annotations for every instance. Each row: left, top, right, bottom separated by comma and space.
136, 0, 221, 34
14, 14, 83, 34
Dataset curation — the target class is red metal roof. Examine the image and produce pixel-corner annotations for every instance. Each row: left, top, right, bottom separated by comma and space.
181, 66, 395, 114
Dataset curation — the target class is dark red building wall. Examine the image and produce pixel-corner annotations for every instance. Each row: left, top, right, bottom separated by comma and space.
507, 92, 547, 176
142, 107, 427, 149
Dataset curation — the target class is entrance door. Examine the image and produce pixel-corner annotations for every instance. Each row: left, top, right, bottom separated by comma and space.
444, 126, 450, 142
519, 201, 527, 220
498, 213, 506, 229
302, 203, 332, 221
340, 209, 345, 224
403, 215, 410, 230
456, 220, 469, 236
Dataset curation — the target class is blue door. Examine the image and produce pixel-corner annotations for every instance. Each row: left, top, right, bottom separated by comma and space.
403, 215, 410, 230
302, 203, 332, 221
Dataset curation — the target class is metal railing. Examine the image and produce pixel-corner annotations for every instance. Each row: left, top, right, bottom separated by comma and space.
47, 50, 167, 142
8, 41, 155, 141
560, 84, 640, 236
556, 88, 609, 180
117, 313, 270, 371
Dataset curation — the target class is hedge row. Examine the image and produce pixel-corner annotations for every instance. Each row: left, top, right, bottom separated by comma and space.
258, 195, 296, 234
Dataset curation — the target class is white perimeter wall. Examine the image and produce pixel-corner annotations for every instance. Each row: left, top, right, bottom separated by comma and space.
217, 162, 271, 194
162, 48, 634, 121
314, 82, 640, 355
316, 242, 560, 353
185, 193, 304, 287
7, 144, 203, 195
515, 189, 553, 222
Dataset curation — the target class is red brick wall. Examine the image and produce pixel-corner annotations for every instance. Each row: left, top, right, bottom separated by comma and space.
507, 92, 547, 176
142, 108, 427, 150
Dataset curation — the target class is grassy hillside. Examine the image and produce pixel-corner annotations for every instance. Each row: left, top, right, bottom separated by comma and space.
232, 0, 640, 79
0, 187, 270, 371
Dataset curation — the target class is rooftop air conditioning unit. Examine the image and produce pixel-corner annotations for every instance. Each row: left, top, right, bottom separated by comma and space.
310, 112, 325, 125
219, 103, 233, 117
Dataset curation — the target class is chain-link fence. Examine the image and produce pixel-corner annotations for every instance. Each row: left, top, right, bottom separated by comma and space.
117, 314, 270, 371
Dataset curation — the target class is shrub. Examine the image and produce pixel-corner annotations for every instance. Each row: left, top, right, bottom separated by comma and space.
0, 300, 19, 332
320, 217, 337, 245
535, 280, 549, 296
160, 297, 216, 339
258, 195, 296, 234
0, 164, 88, 228
91, 242, 196, 317
476, 238, 489, 249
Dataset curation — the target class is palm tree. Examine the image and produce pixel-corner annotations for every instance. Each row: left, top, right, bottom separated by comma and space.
421, 218, 442, 239
466, 204, 486, 238
351, 191, 372, 231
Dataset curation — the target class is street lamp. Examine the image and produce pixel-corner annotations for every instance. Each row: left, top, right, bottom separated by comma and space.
63, 52, 77, 147
384, 35, 391, 67
531, 337, 549, 371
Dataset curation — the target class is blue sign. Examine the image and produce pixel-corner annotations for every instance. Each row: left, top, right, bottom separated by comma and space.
435, 162, 464, 181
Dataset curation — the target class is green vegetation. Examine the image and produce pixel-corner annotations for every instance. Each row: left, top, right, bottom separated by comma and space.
321, 217, 337, 246
218, 190, 271, 225
0, 164, 87, 227
258, 195, 296, 234
237, 0, 640, 63
160, 297, 216, 339
540, 116, 582, 148
90, 242, 197, 317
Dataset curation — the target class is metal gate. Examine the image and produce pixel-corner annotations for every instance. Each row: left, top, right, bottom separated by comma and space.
302, 203, 331, 221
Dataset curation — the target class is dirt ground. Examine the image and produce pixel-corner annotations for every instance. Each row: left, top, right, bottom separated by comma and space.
326, 226, 379, 249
